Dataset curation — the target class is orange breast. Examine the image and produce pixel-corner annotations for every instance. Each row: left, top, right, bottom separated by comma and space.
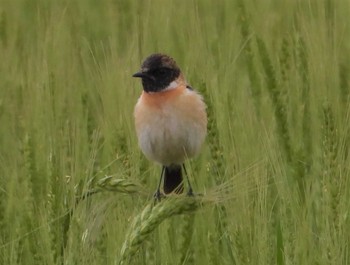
134, 85, 207, 165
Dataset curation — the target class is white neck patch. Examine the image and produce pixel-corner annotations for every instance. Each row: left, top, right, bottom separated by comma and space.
163, 81, 178, 91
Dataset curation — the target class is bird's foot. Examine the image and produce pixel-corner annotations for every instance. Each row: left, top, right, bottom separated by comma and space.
187, 188, 194, 197
153, 190, 165, 202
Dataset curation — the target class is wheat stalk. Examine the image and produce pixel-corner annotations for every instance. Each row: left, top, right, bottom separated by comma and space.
178, 213, 195, 265
238, 0, 261, 116
118, 196, 200, 264
97, 175, 141, 194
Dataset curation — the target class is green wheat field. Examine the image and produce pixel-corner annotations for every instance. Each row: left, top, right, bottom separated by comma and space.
1, 0, 350, 264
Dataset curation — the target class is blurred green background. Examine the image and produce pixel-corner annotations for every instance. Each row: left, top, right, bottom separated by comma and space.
0, 0, 350, 264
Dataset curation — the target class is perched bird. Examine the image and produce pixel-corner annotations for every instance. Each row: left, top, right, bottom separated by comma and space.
133, 53, 207, 198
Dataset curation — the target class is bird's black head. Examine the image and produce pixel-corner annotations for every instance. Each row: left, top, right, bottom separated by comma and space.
133, 53, 181, 93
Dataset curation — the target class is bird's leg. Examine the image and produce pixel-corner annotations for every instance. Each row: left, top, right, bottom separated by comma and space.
182, 164, 194, 196
154, 166, 165, 201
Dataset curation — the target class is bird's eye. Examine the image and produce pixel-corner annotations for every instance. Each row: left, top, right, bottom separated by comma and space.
154, 68, 167, 76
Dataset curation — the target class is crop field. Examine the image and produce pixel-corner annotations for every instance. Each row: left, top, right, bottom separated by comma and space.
1, 0, 350, 264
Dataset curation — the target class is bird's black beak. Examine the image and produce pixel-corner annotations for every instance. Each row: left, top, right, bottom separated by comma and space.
132, 71, 147, 78
133, 71, 156, 81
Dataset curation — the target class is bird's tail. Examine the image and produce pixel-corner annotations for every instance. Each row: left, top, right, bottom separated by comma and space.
164, 164, 184, 194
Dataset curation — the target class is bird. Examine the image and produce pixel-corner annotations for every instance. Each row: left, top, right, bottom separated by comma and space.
133, 53, 207, 199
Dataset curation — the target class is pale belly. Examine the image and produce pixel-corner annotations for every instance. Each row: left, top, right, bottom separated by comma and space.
137, 115, 204, 165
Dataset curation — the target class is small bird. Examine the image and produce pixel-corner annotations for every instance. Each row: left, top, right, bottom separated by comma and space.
133, 53, 207, 198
